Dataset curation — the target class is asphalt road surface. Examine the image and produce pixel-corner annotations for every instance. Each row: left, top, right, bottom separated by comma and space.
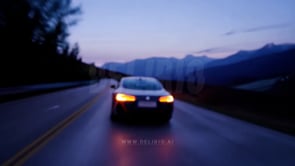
0, 79, 295, 166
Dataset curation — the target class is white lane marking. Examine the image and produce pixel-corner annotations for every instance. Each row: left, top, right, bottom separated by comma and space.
47, 105, 60, 111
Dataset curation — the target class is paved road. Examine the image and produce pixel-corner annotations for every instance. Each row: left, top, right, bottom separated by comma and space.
0, 79, 295, 166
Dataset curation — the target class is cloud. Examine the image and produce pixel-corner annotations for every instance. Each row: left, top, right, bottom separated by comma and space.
195, 47, 222, 54
223, 22, 293, 36
244, 23, 291, 32
223, 30, 237, 36
194, 47, 238, 55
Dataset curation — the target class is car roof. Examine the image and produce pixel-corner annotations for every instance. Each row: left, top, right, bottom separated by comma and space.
121, 76, 159, 82
118, 76, 165, 91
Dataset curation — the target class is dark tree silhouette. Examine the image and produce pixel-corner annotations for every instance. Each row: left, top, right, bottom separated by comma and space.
0, 0, 99, 87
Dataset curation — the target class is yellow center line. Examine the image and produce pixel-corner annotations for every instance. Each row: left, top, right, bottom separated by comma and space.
2, 87, 108, 166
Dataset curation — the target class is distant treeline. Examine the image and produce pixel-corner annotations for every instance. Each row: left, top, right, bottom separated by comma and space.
0, 0, 124, 87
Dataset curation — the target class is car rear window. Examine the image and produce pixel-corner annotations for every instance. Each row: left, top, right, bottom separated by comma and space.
122, 78, 163, 90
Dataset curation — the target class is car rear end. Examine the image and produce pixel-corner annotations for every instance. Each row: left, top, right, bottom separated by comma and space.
111, 93, 174, 121
110, 77, 174, 122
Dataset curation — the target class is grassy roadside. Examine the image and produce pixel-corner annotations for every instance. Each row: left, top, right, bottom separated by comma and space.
172, 89, 295, 136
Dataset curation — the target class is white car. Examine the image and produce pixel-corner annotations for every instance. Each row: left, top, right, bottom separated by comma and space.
110, 76, 174, 122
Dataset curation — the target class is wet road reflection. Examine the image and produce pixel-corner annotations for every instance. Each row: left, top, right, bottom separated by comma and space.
107, 120, 177, 166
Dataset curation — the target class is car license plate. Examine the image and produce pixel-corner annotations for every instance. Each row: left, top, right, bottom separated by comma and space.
138, 101, 157, 108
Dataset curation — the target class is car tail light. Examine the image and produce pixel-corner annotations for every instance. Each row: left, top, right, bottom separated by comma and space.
115, 93, 136, 102
159, 95, 174, 103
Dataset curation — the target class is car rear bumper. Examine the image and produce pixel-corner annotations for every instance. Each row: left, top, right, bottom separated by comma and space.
112, 101, 173, 119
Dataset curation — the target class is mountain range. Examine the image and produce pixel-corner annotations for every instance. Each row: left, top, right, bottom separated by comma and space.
102, 43, 295, 87
102, 55, 214, 80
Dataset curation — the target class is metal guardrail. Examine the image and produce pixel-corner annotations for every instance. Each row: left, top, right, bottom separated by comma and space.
0, 80, 99, 97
